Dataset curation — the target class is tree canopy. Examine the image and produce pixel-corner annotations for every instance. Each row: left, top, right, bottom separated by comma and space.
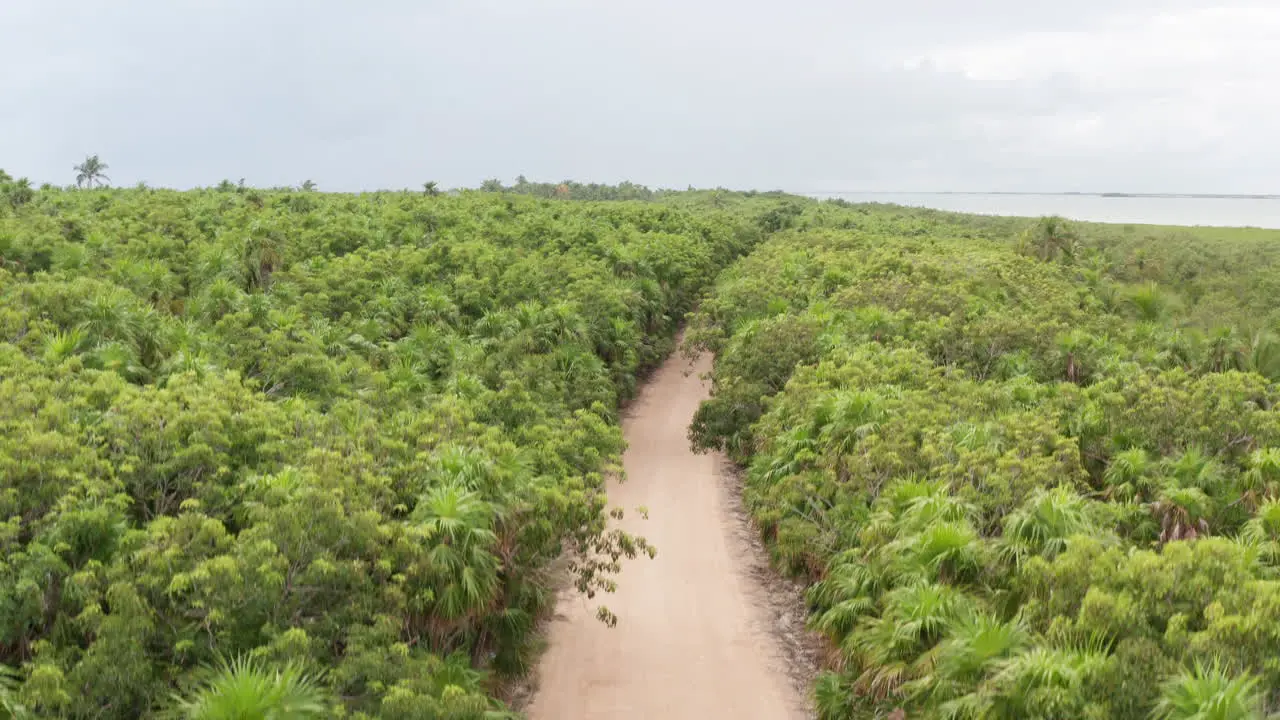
0, 179, 786, 717
72, 155, 110, 189
688, 203, 1280, 718
6, 174, 1280, 717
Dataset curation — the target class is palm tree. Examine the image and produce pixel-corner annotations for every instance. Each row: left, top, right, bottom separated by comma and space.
999, 486, 1096, 567
422, 181, 441, 196
1164, 448, 1225, 494
1023, 216, 1078, 262
1206, 326, 1242, 373
1, 664, 27, 719
299, 180, 316, 192
73, 155, 110, 188
808, 561, 882, 642
901, 521, 984, 584
1102, 448, 1156, 502
909, 613, 1029, 708
814, 671, 856, 720
89, 340, 147, 382
1239, 448, 1280, 510
5, 177, 34, 208
1125, 282, 1172, 323
411, 483, 502, 649
1053, 329, 1095, 384
41, 325, 88, 363
1240, 498, 1280, 567
167, 656, 330, 719
1151, 662, 1267, 720
1239, 332, 1280, 381
1149, 482, 1212, 543
973, 641, 1111, 719
242, 229, 284, 291
846, 582, 971, 700
817, 389, 886, 473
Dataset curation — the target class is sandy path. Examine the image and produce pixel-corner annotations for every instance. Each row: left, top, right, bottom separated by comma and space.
526, 351, 809, 720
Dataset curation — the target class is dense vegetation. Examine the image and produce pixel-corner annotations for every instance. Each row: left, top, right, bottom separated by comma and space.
0, 178, 777, 717
688, 203, 1280, 718
9, 168, 1280, 718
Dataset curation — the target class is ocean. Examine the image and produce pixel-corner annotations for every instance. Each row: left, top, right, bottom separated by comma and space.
813, 192, 1280, 230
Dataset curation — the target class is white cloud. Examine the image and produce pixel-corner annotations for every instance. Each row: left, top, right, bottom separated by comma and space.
911, 5, 1280, 157
0, 1, 1276, 193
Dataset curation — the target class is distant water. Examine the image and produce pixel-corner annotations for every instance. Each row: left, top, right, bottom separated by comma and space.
813, 192, 1280, 230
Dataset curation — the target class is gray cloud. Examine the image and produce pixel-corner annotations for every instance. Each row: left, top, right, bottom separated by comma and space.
1, 1, 1275, 193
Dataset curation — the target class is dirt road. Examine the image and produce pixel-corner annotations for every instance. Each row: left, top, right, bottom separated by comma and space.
526, 351, 810, 720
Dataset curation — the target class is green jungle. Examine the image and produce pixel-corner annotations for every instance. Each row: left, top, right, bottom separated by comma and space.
4, 169, 1280, 718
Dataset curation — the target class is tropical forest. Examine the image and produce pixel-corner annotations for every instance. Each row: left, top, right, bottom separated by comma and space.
3, 168, 1280, 719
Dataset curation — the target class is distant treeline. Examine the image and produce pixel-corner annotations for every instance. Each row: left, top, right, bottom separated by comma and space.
479, 176, 793, 202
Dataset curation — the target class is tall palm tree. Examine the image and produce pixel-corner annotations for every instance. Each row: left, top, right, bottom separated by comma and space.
423, 181, 441, 196
1164, 448, 1225, 494
1151, 662, 1268, 720
167, 656, 330, 719
73, 155, 110, 188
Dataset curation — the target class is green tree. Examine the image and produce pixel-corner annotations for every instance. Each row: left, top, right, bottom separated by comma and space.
3, 177, 34, 208
1126, 282, 1173, 323
1151, 662, 1268, 720
167, 657, 331, 719
73, 154, 111, 188
1023, 215, 1078, 262
1, 664, 27, 719
998, 486, 1096, 567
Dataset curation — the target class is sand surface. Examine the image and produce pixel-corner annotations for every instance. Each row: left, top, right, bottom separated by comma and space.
526, 351, 810, 720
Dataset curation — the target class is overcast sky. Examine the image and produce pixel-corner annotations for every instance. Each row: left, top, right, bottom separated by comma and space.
1, 1, 1276, 193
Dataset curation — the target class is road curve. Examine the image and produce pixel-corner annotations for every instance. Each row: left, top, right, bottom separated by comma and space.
526, 350, 808, 720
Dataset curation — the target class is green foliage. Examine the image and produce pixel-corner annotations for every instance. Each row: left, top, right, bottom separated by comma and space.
690, 205, 1280, 718
166, 656, 330, 719
73, 155, 110, 189
0, 185, 777, 717
1, 664, 27, 719
1152, 662, 1268, 720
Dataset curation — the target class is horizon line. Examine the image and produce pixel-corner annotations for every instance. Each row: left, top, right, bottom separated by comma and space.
800, 190, 1280, 199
